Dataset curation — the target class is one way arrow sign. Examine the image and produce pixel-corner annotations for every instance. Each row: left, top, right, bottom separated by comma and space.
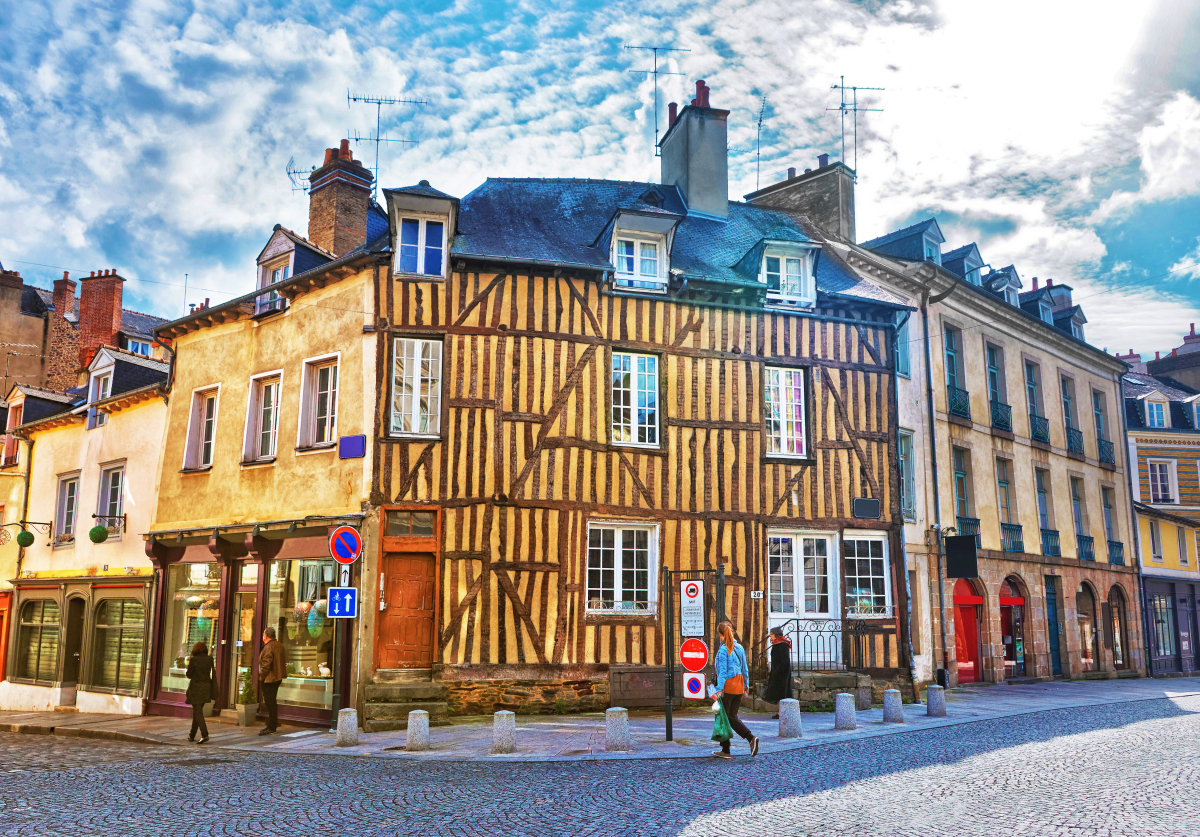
327, 586, 358, 619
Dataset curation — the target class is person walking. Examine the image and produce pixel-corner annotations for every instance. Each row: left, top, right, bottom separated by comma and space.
763, 626, 793, 719
185, 641, 215, 744
258, 626, 288, 736
712, 620, 759, 759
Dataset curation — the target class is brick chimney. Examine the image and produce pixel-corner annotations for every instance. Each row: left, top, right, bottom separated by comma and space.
53, 272, 76, 318
0, 266, 20, 290
308, 139, 374, 257
660, 80, 729, 219
78, 269, 124, 367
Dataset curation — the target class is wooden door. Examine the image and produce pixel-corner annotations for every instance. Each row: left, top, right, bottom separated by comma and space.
376, 552, 436, 669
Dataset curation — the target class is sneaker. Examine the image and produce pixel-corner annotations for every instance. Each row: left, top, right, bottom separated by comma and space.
198, 737, 209, 745
712, 750, 732, 760
258, 728, 274, 736
751, 737, 760, 756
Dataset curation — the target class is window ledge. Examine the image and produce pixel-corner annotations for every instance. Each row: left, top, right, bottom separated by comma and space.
764, 455, 815, 465
394, 272, 446, 281
295, 444, 337, 455
611, 441, 664, 454
252, 307, 288, 321
240, 458, 277, 469
386, 433, 442, 442
584, 611, 659, 626
179, 466, 213, 475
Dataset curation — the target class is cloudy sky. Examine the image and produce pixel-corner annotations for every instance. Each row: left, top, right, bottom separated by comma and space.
2, 0, 1199, 355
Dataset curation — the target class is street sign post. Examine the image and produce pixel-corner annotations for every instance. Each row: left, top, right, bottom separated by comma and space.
682, 672, 706, 700
327, 586, 358, 619
679, 637, 709, 672
329, 526, 363, 565
680, 579, 705, 637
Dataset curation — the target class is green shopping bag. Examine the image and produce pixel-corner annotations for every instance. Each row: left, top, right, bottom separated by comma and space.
711, 701, 732, 743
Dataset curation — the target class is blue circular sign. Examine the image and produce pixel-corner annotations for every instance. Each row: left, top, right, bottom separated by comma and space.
687, 676, 702, 695
329, 526, 363, 564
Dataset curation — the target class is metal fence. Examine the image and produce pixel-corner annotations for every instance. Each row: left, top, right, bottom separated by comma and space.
757, 618, 876, 672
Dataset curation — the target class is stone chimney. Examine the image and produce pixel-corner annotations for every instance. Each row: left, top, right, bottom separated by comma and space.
53, 272, 76, 318
0, 265, 20, 291
308, 139, 374, 257
743, 152, 857, 242
660, 80, 729, 219
78, 269, 124, 367
1177, 323, 1200, 355
1114, 349, 1146, 374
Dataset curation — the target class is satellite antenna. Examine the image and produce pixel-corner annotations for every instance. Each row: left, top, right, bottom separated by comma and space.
755, 95, 768, 190
827, 76, 883, 172
346, 91, 429, 197
625, 44, 690, 157
286, 157, 314, 193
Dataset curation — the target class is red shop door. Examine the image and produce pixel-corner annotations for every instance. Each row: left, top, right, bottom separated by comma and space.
954, 579, 983, 684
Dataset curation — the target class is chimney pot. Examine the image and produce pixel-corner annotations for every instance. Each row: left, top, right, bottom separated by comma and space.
787, 167, 796, 180
1047, 278, 1053, 286
804, 168, 812, 174
339, 139, 350, 159
668, 102, 678, 127
695, 79, 709, 108
1032, 276, 1038, 290
1156, 351, 1161, 359
1192, 323, 1196, 336
817, 153, 829, 168
62, 271, 68, 280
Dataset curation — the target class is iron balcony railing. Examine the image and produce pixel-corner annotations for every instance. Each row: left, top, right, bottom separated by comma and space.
990, 401, 1013, 432
1030, 413, 1050, 444
1066, 426, 1085, 455
1077, 534, 1096, 561
948, 386, 971, 419
1108, 540, 1125, 565
1041, 528, 1061, 557
1001, 523, 1024, 553
755, 618, 885, 673
1098, 439, 1115, 465
957, 515, 981, 546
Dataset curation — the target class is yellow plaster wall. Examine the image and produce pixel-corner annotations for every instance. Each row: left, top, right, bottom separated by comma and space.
152, 271, 374, 532
1138, 514, 1200, 574
0, 466, 25, 586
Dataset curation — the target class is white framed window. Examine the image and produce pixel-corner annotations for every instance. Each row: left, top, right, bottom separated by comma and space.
2, 403, 22, 467
613, 235, 667, 292
843, 536, 892, 618
761, 249, 815, 306
298, 354, 339, 449
923, 239, 940, 264
1148, 460, 1176, 503
127, 340, 151, 356
585, 523, 658, 614
1146, 400, 1167, 428
97, 464, 125, 541
611, 352, 658, 447
243, 372, 283, 463
1178, 527, 1190, 566
55, 474, 80, 546
396, 216, 446, 277
184, 387, 219, 470
257, 262, 289, 315
1149, 519, 1163, 561
764, 366, 807, 457
391, 339, 442, 436
89, 371, 112, 429
898, 430, 915, 522
895, 314, 910, 377
767, 532, 836, 617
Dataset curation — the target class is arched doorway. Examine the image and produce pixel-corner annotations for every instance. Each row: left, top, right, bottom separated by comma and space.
953, 578, 983, 683
1077, 584, 1098, 673
999, 577, 1027, 678
1108, 586, 1128, 671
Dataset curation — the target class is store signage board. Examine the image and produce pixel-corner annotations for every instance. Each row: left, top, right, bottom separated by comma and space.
679, 637, 709, 672
329, 526, 363, 565
683, 672, 706, 699
680, 579, 705, 637
328, 586, 358, 619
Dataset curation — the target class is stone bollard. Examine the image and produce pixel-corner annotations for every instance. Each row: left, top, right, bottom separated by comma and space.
927, 685, 947, 717
491, 710, 516, 754
406, 710, 430, 751
834, 692, 857, 730
882, 689, 904, 723
605, 707, 631, 752
335, 708, 359, 747
855, 687, 872, 711
777, 698, 803, 738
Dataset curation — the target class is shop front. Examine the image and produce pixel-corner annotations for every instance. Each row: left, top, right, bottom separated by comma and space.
146, 521, 360, 726
1144, 577, 1200, 676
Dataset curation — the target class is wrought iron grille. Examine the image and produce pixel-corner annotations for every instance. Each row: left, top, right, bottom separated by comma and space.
990, 401, 1013, 432
762, 618, 874, 672
1077, 534, 1095, 561
1041, 528, 1061, 557
1066, 426, 1085, 455
1030, 413, 1050, 443
1098, 439, 1115, 465
1001, 523, 1024, 553
1107, 540, 1125, 565
957, 515, 981, 547
948, 386, 972, 419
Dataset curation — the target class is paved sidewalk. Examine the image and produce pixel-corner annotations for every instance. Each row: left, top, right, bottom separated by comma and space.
2, 676, 1198, 763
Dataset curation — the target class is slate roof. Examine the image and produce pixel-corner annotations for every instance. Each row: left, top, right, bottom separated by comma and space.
1123, 372, 1196, 402
859, 218, 944, 251
366, 201, 389, 244
448, 178, 905, 306
941, 244, 978, 263
96, 346, 170, 374
1123, 372, 1199, 431
389, 182, 458, 200
1018, 286, 1052, 303
12, 384, 78, 405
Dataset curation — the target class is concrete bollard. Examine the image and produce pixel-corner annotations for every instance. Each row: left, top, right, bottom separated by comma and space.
927, 685, 947, 717
882, 689, 904, 723
491, 710, 516, 754
335, 707, 359, 747
855, 687, 872, 711
777, 698, 803, 738
605, 706, 631, 752
834, 692, 857, 730
406, 710, 430, 751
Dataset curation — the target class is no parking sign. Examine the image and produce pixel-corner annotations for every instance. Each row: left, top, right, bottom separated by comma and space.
683, 672, 706, 700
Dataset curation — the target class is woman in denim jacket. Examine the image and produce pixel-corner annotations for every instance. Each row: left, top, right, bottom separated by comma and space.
712, 620, 759, 759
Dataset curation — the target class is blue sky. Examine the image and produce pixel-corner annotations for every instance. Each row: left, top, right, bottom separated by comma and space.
2, 0, 1199, 356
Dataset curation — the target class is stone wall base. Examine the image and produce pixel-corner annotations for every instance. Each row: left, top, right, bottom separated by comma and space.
439, 665, 611, 716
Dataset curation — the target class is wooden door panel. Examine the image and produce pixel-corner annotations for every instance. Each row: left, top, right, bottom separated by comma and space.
376, 552, 436, 669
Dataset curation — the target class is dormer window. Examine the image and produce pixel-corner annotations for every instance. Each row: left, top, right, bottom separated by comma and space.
127, 339, 150, 357
397, 217, 446, 277
924, 238, 941, 264
965, 268, 982, 285
257, 261, 289, 315
761, 248, 815, 307
1071, 321, 1085, 340
1147, 401, 1167, 428
1005, 287, 1019, 306
89, 371, 112, 429
1039, 301, 1053, 324
613, 234, 667, 292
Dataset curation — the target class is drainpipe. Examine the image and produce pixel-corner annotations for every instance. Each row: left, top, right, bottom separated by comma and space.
15, 436, 33, 579
1116, 369, 1150, 676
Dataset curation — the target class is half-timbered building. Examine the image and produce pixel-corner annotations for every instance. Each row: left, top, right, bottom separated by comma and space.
358, 83, 911, 721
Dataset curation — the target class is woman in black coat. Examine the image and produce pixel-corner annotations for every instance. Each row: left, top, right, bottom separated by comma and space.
185, 641, 215, 743
762, 627, 793, 718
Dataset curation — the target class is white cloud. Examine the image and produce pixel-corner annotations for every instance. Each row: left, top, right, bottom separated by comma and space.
1170, 237, 1200, 281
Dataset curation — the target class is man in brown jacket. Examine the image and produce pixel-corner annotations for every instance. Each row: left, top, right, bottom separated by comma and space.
258, 626, 287, 735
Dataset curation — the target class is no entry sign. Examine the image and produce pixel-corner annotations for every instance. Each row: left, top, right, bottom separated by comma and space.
329, 526, 363, 565
679, 637, 709, 672
680, 579, 705, 637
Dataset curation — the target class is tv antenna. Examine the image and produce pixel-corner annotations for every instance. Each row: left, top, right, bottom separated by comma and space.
827, 76, 883, 172
286, 157, 314, 193
347, 91, 429, 197
625, 44, 690, 157
755, 95, 768, 190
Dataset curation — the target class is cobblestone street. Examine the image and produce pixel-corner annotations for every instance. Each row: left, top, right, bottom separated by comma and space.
0, 693, 1196, 836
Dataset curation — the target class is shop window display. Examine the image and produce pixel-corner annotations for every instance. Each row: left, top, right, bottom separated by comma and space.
265, 559, 337, 709
160, 563, 221, 694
